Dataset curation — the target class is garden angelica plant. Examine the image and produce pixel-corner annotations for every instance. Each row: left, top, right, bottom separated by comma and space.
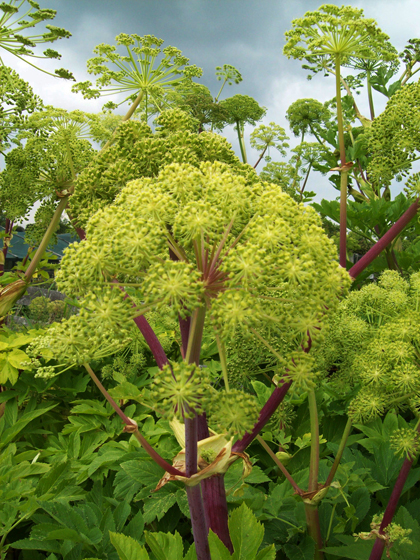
28, 119, 349, 558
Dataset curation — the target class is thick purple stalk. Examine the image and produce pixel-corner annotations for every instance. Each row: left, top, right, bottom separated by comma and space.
233, 378, 292, 453
186, 485, 211, 560
179, 315, 191, 359
369, 422, 420, 560
113, 280, 169, 369
197, 414, 233, 552
349, 200, 419, 279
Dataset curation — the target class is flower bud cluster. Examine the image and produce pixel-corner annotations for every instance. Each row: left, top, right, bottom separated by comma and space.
148, 361, 211, 419
207, 389, 260, 438
69, 108, 247, 229
316, 270, 420, 424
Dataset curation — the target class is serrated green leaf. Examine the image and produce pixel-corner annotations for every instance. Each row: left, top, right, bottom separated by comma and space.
47, 528, 86, 543
11, 539, 61, 553
0, 357, 18, 384
145, 531, 184, 560
284, 536, 315, 560
109, 531, 149, 560
123, 509, 144, 541
323, 539, 374, 559
113, 501, 131, 532
229, 503, 264, 560
143, 491, 177, 524
7, 348, 31, 369
255, 544, 276, 560
0, 403, 57, 446
108, 381, 143, 402
121, 459, 164, 487
208, 530, 232, 560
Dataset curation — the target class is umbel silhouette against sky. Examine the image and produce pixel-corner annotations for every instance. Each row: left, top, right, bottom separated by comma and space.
4, 0, 418, 202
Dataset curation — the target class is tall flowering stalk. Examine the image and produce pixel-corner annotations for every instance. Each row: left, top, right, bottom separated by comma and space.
284, 4, 397, 267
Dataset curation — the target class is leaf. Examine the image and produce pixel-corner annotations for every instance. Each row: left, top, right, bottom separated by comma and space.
11, 539, 61, 553
7, 348, 31, 369
349, 487, 370, 529
255, 545, 275, 560
109, 532, 150, 560
0, 357, 18, 384
144, 531, 184, 560
0, 403, 57, 446
108, 381, 143, 402
284, 536, 315, 560
143, 490, 177, 524
323, 539, 374, 559
229, 503, 264, 560
121, 459, 164, 487
123, 509, 144, 541
208, 530, 232, 560
113, 501, 131, 533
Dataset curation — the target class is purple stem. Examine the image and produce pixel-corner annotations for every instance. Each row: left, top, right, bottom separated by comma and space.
133, 314, 169, 369
186, 485, 211, 560
113, 280, 169, 369
179, 315, 191, 359
197, 414, 233, 552
349, 199, 419, 279
185, 415, 211, 560
233, 378, 292, 453
369, 422, 420, 560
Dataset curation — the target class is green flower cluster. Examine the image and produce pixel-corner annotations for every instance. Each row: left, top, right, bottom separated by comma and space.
149, 361, 211, 420
316, 270, 420, 425
69, 108, 247, 229
368, 81, 420, 189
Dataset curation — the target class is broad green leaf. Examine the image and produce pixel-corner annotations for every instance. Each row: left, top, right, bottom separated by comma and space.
0, 404, 57, 446
284, 536, 315, 560
11, 539, 61, 553
109, 532, 149, 560
113, 501, 131, 532
255, 545, 276, 560
87, 449, 127, 476
47, 529, 86, 543
208, 530, 232, 560
348, 487, 370, 529
121, 459, 164, 487
108, 381, 143, 402
0, 357, 18, 384
323, 540, 374, 559
123, 509, 144, 541
7, 348, 31, 369
145, 531, 184, 560
143, 491, 177, 524
184, 544, 198, 560
229, 503, 264, 560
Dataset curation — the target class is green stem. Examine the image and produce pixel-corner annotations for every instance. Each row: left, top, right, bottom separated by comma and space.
366, 70, 375, 120
215, 333, 230, 392
83, 363, 184, 476
100, 90, 144, 153
256, 435, 303, 495
236, 120, 247, 164
185, 306, 206, 366
24, 195, 69, 281
308, 389, 320, 493
64, 134, 77, 182
325, 418, 352, 487
335, 54, 348, 269
305, 504, 324, 560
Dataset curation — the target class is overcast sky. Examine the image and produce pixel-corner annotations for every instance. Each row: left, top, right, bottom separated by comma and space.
5, 0, 420, 209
